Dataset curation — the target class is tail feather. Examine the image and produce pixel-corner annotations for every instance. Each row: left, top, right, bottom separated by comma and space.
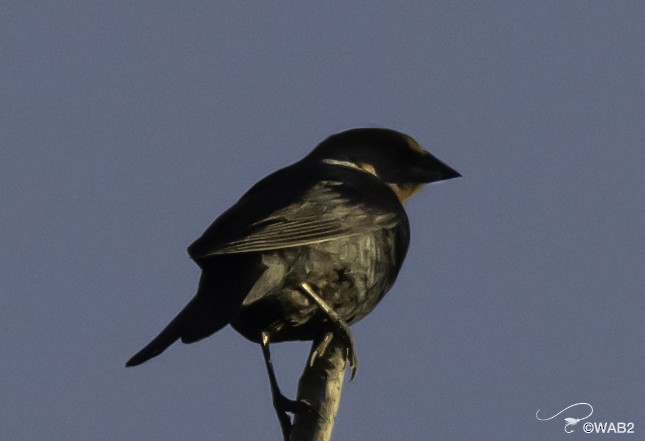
125, 291, 234, 367
126, 255, 263, 367
125, 308, 186, 367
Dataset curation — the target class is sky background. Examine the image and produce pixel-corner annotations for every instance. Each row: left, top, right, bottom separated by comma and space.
2, 2, 644, 440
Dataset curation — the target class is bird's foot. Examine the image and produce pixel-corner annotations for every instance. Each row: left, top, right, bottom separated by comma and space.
336, 324, 358, 380
273, 393, 296, 441
277, 394, 317, 415
309, 331, 333, 367
262, 332, 319, 440
274, 394, 320, 441
301, 283, 359, 380
310, 329, 358, 380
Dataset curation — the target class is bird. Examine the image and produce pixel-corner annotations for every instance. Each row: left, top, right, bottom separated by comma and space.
126, 127, 460, 439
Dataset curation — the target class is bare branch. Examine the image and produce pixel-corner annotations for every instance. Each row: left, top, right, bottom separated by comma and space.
290, 336, 347, 441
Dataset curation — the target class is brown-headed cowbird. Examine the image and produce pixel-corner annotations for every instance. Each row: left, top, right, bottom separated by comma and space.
126, 128, 460, 438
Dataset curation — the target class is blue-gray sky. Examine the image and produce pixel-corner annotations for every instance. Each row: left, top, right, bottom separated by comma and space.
2, 2, 643, 440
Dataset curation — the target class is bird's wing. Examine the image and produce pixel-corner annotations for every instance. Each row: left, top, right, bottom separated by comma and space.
188, 167, 402, 258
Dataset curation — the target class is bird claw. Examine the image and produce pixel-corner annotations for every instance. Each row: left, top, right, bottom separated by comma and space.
335, 321, 358, 380
309, 332, 333, 367
340, 324, 358, 381
274, 394, 323, 440
310, 329, 358, 380
276, 394, 316, 415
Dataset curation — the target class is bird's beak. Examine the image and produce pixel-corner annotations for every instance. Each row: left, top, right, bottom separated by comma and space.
415, 151, 461, 183
405, 137, 460, 183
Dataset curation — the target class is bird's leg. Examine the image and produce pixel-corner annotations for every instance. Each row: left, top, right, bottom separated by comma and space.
260, 332, 313, 441
299, 282, 358, 379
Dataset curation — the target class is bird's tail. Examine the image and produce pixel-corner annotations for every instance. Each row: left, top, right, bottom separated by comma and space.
126, 255, 262, 367
125, 289, 234, 367
125, 307, 186, 367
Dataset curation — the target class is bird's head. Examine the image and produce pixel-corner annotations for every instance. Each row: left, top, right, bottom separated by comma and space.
306, 128, 461, 203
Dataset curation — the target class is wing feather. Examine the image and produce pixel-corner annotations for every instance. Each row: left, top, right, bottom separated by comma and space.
188, 170, 401, 259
